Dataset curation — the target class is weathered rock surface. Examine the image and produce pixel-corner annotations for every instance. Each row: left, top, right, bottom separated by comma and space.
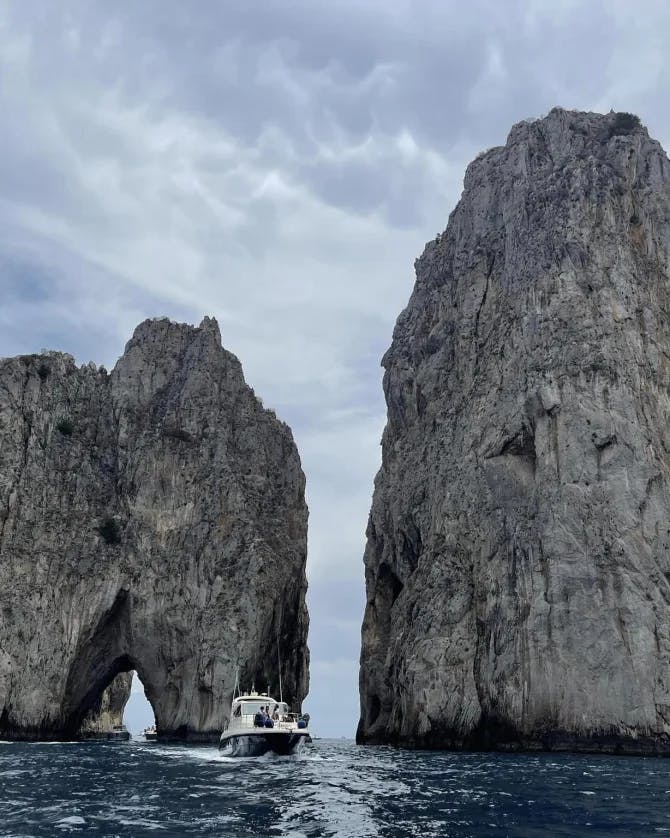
358, 109, 670, 753
0, 317, 308, 740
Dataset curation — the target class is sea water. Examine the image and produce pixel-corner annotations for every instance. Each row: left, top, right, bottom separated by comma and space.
1, 738, 669, 836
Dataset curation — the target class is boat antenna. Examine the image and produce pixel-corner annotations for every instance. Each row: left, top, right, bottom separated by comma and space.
233, 667, 240, 699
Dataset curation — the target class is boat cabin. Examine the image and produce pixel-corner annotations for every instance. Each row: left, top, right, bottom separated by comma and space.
231, 693, 289, 719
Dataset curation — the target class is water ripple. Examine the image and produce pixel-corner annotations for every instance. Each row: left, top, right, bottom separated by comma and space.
0, 740, 668, 836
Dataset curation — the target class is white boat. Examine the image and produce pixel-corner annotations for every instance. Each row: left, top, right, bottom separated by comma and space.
143, 725, 157, 741
219, 690, 310, 756
107, 724, 130, 741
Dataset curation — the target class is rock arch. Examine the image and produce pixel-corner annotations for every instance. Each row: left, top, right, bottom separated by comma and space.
79, 672, 135, 738
0, 317, 309, 740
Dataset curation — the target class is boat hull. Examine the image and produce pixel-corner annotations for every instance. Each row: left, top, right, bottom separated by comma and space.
108, 730, 130, 741
219, 731, 308, 756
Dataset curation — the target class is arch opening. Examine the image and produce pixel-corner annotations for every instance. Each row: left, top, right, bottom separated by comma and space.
63, 652, 158, 740
78, 670, 133, 738
123, 672, 156, 736
65, 653, 134, 738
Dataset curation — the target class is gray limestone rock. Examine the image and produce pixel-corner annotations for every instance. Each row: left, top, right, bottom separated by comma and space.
0, 317, 308, 741
358, 109, 670, 753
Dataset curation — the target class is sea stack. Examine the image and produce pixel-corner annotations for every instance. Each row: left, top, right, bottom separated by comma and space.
0, 317, 309, 740
358, 108, 670, 753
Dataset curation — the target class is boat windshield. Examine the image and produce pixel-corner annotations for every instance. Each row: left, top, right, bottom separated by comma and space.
237, 700, 289, 716
239, 701, 271, 716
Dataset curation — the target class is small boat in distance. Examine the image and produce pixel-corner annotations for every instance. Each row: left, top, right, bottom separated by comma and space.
219, 690, 310, 756
143, 725, 157, 741
107, 724, 130, 741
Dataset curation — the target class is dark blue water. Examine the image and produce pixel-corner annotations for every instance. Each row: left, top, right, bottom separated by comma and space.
1, 739, 669, 837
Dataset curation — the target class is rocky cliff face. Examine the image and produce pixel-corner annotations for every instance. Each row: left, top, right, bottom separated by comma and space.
358, 109, 670, 753
0, 317, 308, 740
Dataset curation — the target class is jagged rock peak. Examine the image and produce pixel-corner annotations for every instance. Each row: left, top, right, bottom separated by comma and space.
0, 315, 309, 741
358, 109, 670, 754
482, 107, 649, 171
124, 315, 221, 347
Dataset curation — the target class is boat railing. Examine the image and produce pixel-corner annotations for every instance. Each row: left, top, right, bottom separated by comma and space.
224, 713, 307, 732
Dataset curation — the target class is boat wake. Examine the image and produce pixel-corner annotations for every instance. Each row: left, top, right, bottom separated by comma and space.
4, 739, 667, 836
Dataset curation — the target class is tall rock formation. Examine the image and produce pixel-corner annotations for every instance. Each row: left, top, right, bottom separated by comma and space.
358, 109, 670, 753
0, 317, 308, 740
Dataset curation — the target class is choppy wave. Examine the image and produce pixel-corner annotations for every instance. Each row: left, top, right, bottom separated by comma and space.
1, 739, 669, 836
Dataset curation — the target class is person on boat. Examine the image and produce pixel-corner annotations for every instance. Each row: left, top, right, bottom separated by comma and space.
254, 708, 265, 727
272, 705, 280, 721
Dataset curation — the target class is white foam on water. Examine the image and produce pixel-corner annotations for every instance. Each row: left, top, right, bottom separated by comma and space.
205, 814, 244, 826
188, 749, 232, 763
115, 817, 165, 830
9, 739, 670, 836
55, 815, 86, 829
214, 750, 305, 767
150, 745, 222, 762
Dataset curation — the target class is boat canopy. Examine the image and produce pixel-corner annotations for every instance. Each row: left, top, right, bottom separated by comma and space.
233, 698, 289, 717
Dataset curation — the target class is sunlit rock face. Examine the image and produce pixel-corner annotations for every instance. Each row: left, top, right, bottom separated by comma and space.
0, 317, 308, 741
358, 109, 670, 753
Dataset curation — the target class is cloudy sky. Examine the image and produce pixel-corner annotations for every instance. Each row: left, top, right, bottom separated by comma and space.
2, 0, 670, 737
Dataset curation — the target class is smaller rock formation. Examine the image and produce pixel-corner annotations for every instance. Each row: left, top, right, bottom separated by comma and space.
0, 316, 309, 740
80, 673, 132, 736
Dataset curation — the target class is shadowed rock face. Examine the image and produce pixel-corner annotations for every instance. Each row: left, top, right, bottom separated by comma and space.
0, 317, 308, 741
80, 672, 133, 736
358, 109, 670, 753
